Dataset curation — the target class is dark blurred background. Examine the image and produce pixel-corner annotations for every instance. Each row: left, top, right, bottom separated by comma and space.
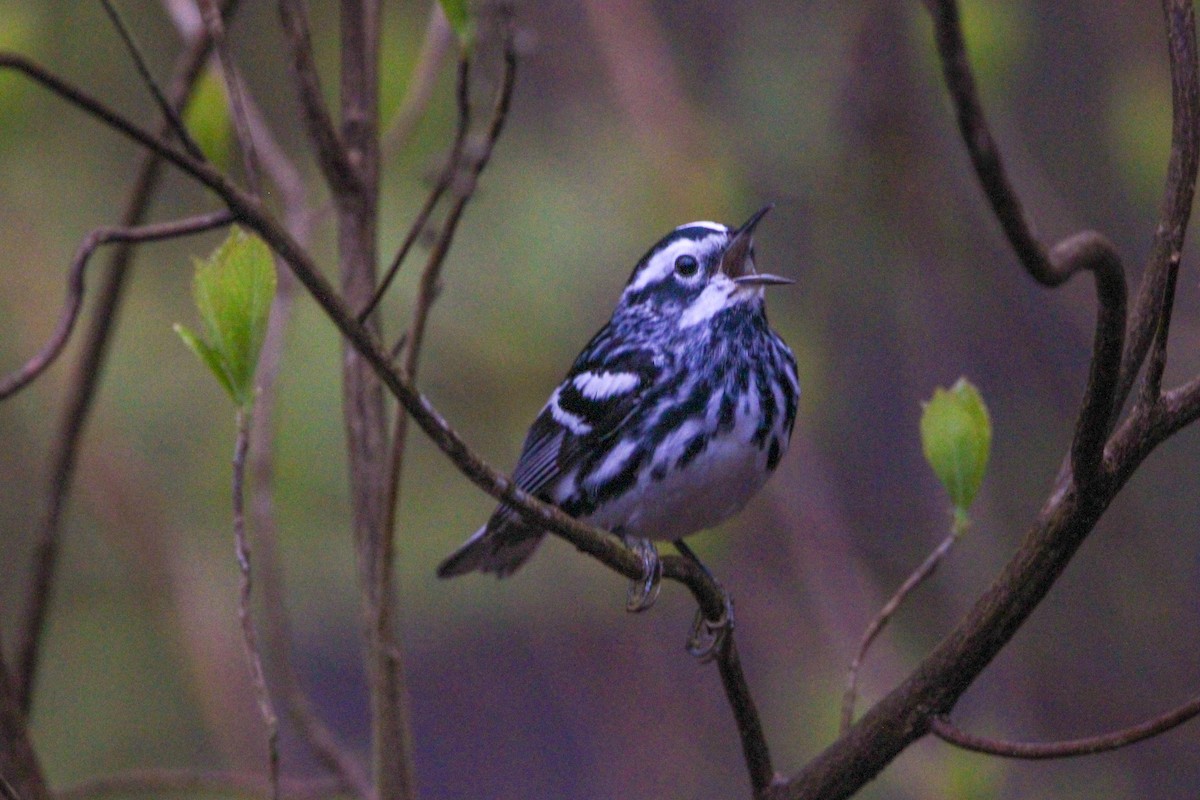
2, 1, 1199, 797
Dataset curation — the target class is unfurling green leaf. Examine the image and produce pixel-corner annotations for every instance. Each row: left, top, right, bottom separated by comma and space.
175, 227, 276, 408
920, 377, 992, 534
438, 0, 475, 48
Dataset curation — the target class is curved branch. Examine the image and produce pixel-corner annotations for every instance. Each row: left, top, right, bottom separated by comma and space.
0, 643, 49, 800
928, 0, 1054, 285
1049, 233, 1126, 490
929, 692, 1200, 759
0, 210, 234, 400
927, 2, 1128, 490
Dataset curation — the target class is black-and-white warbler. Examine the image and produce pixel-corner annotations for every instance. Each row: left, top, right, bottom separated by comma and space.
438, 207, 798, 657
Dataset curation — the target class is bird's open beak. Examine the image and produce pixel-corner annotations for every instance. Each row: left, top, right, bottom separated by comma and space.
719, 204, 793, 286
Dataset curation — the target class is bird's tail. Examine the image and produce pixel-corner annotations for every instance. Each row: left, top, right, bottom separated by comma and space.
436, 515, 545, 578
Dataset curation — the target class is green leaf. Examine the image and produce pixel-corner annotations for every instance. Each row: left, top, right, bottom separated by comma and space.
920, 377, 992, 533
438, 0, 475, 48
174, 323, 235, 399
176, 228, 277, 408
183, 66, 233, 167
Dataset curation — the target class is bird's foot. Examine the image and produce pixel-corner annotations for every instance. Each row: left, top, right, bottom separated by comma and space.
624, 537, 662, 612
686, 591, 734, 662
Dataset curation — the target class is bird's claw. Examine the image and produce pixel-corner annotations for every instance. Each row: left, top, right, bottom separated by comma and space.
686, 593, 734, 662
625, 538, 662, 612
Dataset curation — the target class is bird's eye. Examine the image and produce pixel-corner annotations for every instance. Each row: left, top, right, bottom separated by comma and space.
674, 254, 699, 277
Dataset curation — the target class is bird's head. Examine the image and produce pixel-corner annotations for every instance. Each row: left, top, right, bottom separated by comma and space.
618, 206, 791, 329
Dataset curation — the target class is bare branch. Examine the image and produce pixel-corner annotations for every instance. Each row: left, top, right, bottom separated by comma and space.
360, 55, 472, 324
929, 692, 1200, 758
0, 211, 234, 401
277, 0, 359, 196
717, 637, 775, 795
99, 0, 205, 161
1126, 0, 1200, 407
198, 0, 263, 197
401, 38, 517, 364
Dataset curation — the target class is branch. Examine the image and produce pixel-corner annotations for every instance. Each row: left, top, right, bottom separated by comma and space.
0, 211, 234, 401
277, 0, 359, 196
381, 30, 518, 564
929, 692, 1200, 758
359, 55, 472, 324
1125, 0, 1200, 407
99, 0, 205, 161
199, 0, 263, 196
11, 1, 240, 715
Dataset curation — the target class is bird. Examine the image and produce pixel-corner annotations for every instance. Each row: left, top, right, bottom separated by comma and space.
437, 206, 798, 657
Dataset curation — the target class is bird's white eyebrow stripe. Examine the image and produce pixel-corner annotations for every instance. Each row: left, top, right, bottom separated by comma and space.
572, 370, 640, 399
625, 234, 727, 293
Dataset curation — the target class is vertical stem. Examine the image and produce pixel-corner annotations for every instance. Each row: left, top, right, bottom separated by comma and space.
233, 408, 280, 800
337, 3, 416, 798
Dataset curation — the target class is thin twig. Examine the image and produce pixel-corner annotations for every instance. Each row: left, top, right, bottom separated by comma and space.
929, 693, 1200, 759
400, 32, 516, 363
56, 769, 342, 800
198, 0, 262, 196
99, 0, 206, 161
233, 408, 280, 800
11, 1, 240, 715
841, 532, 958, 733
359, 55, 472, 323
276, 0, 358, 196
0, 211, 234, 401
380, 26, 517, 552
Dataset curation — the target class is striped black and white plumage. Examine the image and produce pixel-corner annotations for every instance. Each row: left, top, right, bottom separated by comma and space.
438, 208, 798, 600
